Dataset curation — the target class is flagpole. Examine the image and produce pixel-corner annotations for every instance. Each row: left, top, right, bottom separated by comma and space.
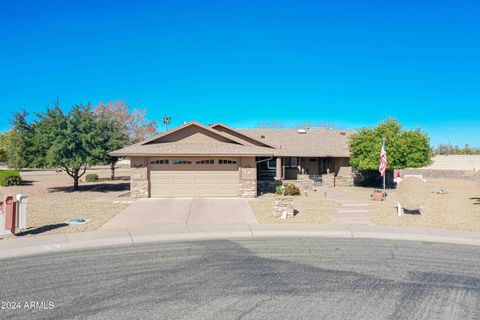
382, 135, 386, 197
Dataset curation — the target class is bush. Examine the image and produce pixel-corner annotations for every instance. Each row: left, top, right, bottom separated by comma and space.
0, 170, 21, 186
275, 183, 301, 196
85, 173, 99, 182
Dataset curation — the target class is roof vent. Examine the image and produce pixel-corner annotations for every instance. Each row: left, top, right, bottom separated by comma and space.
260, 135, 266, 139
297, 129, 307, 134
340, 131, 346, 135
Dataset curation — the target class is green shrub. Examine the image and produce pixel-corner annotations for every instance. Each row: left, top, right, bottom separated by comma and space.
0, 170, 21, 186
85, 173, 99, 182
275, 183, 301, 196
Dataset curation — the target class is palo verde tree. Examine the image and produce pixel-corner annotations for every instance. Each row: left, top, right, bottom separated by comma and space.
349, 119, 432, 172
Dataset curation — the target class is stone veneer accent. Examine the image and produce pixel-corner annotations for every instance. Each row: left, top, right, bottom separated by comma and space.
130, 157, 149, 198
272, 197, 294, 218
239, 157, 257, 197
322, 173, 335, 188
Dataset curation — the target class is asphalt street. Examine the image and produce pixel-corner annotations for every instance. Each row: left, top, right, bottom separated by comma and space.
0, 238, 479, 319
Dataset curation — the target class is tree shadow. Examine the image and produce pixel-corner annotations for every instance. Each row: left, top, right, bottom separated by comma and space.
15, 223, 69, 236
48, 182, 130, 193
97, 176, 130, 182
19, 180, 35, 186
470, 197, 480, 205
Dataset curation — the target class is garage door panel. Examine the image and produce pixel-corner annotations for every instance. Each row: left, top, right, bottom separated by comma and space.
149, 162, 240, 197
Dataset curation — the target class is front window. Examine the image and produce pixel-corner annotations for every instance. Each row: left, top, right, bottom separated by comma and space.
284, 157, 298, 168
267, 159, 276, 169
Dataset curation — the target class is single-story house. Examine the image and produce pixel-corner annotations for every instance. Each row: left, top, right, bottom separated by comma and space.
110, 121, 354, 198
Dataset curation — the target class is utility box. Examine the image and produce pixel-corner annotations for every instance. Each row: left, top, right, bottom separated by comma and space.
16, 194, 28, 231
3, 195, 16, 235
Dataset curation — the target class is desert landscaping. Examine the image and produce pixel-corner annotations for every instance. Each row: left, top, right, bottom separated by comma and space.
0, 168, 131, 236
338, 178, 480, 231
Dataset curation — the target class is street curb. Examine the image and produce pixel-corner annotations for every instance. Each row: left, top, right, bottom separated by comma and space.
1, 224, 480, 259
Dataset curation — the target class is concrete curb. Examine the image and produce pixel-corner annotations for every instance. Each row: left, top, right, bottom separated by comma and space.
1, 224, 480, 259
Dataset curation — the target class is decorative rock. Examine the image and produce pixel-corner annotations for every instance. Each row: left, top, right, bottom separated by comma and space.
273, 197, 294, 218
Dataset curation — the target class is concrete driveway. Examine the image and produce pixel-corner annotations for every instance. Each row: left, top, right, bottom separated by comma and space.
101, 198, 257, 230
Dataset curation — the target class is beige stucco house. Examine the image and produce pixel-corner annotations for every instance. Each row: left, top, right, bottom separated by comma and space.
111, 121, 353, 198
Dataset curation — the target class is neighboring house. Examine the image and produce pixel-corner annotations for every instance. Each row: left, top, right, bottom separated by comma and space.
110, 121, 353, 198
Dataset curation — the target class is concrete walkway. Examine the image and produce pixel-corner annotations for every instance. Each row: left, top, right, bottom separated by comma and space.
101, 198, 258, 230
2, 224, 480, 259
323, 188, 376, 224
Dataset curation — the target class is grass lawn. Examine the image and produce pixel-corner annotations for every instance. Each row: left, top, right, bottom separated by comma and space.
0, 168, 131, 237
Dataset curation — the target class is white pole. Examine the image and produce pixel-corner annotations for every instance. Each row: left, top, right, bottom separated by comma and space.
382, 135, 386, 198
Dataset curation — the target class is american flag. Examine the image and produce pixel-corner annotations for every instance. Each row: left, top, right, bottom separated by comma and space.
379, 139, 387, 177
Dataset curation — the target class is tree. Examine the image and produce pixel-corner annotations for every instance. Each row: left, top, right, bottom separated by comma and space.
94, 113, 129, 180
92, 100, 157, 143
435, 144, 480, 155
45, 105, 106, 190
9, 111, 35, 169
0, 131, 14, 163
349, 119, 432, 171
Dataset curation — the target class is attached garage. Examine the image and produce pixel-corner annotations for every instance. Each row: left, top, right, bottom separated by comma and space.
149, 158, 240, 197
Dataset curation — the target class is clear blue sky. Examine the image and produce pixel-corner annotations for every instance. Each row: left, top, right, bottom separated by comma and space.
1, 0, 479, 147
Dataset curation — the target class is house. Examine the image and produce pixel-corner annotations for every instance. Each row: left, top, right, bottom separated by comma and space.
110, 121, 353, 198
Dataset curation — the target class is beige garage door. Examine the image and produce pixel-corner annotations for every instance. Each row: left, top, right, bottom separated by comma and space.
149, 158, 240, 197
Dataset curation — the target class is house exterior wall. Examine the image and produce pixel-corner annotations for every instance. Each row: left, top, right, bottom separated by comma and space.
130, 157, 149, 198
128, 156, 257, 198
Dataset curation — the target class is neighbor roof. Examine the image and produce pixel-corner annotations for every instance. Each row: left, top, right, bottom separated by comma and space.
110, 121, 353, 157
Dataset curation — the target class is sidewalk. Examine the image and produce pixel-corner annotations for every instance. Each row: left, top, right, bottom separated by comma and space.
2, 224, 480, 259
323, 188, 376, 224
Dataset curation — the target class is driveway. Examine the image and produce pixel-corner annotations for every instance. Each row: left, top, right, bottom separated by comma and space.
101, 198, 257, 230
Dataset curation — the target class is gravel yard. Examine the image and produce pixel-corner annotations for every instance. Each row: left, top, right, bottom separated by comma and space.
0, 168, 132, 237
249, 191, 337, 224
337, 178, 480, 231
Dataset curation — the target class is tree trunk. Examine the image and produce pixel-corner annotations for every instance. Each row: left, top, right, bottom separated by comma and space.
110, 163, 116, 180
73, 176, 79, 191
72, 168, 80, 191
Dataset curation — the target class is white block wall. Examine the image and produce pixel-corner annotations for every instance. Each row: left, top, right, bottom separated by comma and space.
425, 155, 480, 171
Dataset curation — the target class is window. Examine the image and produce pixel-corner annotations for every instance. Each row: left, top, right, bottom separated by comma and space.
267, 159, 276, 169
284, 157, 298, 168
219, 159, 237, 165
196, 159, 214, 165
173, 160, 192, 165
150, 159, 169, 165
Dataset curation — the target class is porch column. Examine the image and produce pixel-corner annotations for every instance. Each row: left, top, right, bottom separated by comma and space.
275, 157, 282, 180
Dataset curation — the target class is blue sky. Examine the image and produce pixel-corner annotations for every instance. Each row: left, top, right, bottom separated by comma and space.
1, 0, 479, 147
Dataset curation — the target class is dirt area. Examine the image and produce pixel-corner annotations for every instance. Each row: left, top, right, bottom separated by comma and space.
337, 178, 480, 231
0, 168, 132, 237
249, 191, 337, 224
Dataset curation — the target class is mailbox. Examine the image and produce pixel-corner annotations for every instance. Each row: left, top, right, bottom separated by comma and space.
3, 195, 16, 235
16, 194, 28, 231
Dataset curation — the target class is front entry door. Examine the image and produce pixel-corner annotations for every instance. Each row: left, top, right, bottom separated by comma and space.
305, 158, 318, 175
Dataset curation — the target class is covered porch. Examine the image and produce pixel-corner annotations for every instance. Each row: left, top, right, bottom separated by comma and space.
257, 156, 350, 181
